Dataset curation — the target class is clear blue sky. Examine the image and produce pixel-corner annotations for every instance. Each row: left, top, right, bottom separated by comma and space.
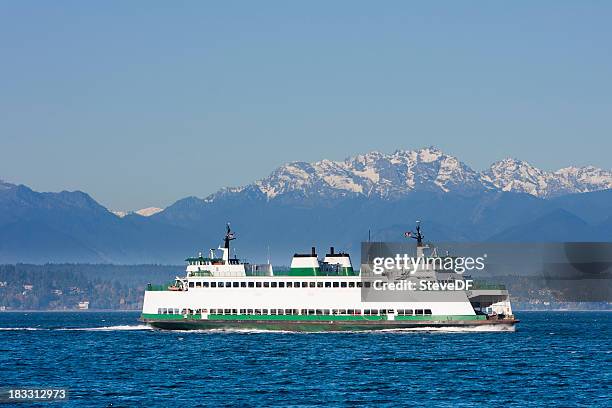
1, 1, 611, 210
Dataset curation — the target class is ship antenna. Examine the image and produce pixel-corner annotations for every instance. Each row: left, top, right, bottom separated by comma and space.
415, 220, 424, 247
224, 223, 236, 262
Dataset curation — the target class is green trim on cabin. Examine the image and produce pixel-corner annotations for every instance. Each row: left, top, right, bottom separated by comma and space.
141, 313, 485, 322
287, 267, 322, 276
340, 267, 357, 276
285, 267, 358, 276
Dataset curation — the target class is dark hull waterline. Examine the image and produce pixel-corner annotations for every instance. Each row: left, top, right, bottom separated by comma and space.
142, 318, 519, 332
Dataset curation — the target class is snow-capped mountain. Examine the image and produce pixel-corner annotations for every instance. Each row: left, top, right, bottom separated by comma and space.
135, 207, 164, 217
207, 147, 612, 201
112, 207, 164, 218
482, 159, 612, 197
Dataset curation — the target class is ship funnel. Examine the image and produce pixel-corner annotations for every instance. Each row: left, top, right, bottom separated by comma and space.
322, 248, 355, 276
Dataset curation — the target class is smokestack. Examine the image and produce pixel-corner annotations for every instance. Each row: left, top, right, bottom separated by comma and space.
330, 246, 335, 255
311, 247, 316, 257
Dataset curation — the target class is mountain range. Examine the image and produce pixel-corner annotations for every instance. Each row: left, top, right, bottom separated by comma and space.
1, 147, 611, 264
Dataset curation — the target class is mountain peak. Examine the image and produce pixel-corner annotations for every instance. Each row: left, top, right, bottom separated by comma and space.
112, 206, 164, 218
208, 148, 611, 202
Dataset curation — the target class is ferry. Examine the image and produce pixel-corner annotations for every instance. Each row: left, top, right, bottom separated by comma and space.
140, 224, 518, 331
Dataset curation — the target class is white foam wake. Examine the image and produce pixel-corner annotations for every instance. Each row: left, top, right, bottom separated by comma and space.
63, 325, 153, 331
374, 325, 516, 333
0, 327, 46, 331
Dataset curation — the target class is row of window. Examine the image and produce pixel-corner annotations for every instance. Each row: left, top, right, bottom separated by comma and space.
187, 280, 370, 289
157, 308, 433, 316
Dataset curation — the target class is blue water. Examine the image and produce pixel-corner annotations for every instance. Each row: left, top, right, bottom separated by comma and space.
0, 312, 610, 407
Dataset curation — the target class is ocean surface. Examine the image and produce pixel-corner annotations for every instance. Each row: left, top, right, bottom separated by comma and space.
0, 312, 610, 407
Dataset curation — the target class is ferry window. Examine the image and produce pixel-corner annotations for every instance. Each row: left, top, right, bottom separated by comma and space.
333, 282, 339, 288
309, 282, 315, 288
226, 282, 232, 288
248, 282, 254, 288
232, 309, 237, 314
203, 282, 209, 287
332, 309, 338, 315
189, 282, 194, 288
278, 282, 285, 288
415, 309, 424, 315
340, 282, 347, 288
233, 282, 239, 288
256, 282, 262, 288
406, 310, 413, 316
325, 282, 331, 288
263, 282, 270, 288
301, 309, 307, 315
364, 310, 370, 316
315, 309, 323, 315
224, 309, 231, 314
271, 282, 277, 288
254, 309, 261, 315
339, 309, 346, 315
356, 282, 363, 288
196, 282, 202, 288
286, 282, 293, 288
270, 310, 277, 315
157, 308, 162, 314
285, 309, 292, 315
175, 309, 180, 314
323, 310, 330, 315
348, 282, 355, 288
240, 309, 246, 314
211, 282, 217, 288
424, 309, 432, 315
241, 282, 247, 288
293, 309, 299, 315
308, 309, 315, 315
364, 282, 371, 288
262, 309, 268, 314
317, 282, 323, 288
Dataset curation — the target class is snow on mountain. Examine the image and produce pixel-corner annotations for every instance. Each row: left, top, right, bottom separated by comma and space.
207, 147, 487, 202
480, 158, 551, 196
135, 207, 164, 217
206, 147, 611, 202
553, 166, 612, 195
483, 159, 612, 197
111, 207, 164, 218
